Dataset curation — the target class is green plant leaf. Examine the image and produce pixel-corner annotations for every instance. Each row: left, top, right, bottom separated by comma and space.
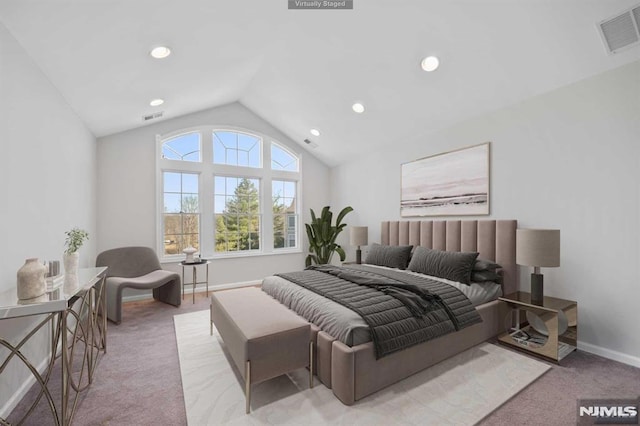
303, 206, 352, 266
336, 206, 353, 226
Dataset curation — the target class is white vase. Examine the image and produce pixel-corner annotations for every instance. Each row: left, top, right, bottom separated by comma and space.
183, 246, 197, 263
64, 252, 79, 276
17, 258, 47, 300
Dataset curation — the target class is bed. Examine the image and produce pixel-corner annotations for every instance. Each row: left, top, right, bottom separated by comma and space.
262, 219, 517, 405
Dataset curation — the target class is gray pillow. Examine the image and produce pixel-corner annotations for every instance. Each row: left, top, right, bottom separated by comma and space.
471, 270, 502, 283
408, 247, 478, 284
364, 244, 413, 270
473, 258, 502, 271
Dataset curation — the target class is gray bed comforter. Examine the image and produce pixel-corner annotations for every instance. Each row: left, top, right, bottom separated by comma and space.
273, 265, 482, 358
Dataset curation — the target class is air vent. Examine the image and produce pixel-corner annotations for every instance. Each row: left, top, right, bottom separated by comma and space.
303, 138, 318, 149
142, 111, 164, 121
598, 4, 640, 54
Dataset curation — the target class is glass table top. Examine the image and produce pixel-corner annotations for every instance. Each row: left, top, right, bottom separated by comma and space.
0, 267, 107, 319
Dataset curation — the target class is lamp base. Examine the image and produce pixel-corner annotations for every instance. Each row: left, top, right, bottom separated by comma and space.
530, 273, 544, 305
356, 249, 362, 264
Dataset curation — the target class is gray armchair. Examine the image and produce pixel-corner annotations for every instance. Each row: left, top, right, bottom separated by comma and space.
96, 246, 181, 324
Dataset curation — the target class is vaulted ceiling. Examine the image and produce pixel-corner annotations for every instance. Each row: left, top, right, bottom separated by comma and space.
1, 1, 639, 166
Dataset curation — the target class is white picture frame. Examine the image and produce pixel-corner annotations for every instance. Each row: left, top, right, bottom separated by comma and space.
401, 142, 490, 217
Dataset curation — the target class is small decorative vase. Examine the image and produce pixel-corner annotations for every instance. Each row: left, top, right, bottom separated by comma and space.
183, 246, 197, 263
63, 252, 80, 276
17, 258, 47, 300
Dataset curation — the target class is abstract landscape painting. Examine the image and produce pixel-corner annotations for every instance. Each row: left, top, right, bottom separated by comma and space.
401, 142, 490, 216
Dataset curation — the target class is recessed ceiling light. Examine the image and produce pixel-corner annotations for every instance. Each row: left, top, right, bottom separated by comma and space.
150, 98, 164, 107
421, 56, 440, 72
310, 129, 320, 137
150, 46, 171, 59
352, 103, 365, 113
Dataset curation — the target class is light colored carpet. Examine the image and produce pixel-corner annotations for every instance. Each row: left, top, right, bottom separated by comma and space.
175, 309, 550, 426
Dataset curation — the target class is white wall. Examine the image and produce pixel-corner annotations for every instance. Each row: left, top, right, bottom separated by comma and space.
331, 60, 640, 365
97, 102, 330, 291
0, 23, 97, 415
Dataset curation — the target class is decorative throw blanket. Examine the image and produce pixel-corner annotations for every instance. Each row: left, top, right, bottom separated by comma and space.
276, 265, 482, 359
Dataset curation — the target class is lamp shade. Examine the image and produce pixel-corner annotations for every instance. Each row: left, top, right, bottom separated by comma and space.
350, 226, 368, 246
516, 229, 560, 267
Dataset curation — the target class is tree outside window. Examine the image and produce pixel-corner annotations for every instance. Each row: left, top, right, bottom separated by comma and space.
215, 177, 260, 252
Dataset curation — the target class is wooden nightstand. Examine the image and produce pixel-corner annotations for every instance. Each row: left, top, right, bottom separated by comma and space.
498, 291, 577, 363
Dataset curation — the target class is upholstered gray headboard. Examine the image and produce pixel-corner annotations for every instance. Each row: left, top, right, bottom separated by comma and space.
381, 220, 518, 295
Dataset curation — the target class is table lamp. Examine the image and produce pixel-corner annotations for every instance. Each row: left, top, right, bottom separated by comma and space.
516, 229, 560, 304
350, 226, 368, 264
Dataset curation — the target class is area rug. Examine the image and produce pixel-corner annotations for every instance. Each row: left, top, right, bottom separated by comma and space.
175, 309, 550, 425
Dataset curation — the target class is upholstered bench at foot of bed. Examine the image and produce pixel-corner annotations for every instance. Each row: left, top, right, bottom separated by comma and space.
210, 287, 313, 414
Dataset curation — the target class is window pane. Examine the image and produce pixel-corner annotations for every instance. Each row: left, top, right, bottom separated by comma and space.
182, 214, 199, 235
248, 216, 260, 232
164, 214, 182, 235
164, 234, 182, 255
214, 195, 225, 213
274, 233, 284, 249
226, 149, 238, 166
238, 150, 249, 167
249, 233, 260, 250
214, 175, 261, 253
214, 176, 226, 195
162, 132, 201, 162
183, 234, 199, 251
213, 138, 226, 165
238, 133, 257, 151
164, 194, 181, 213
284, 181, 295, 198
182, 174, 198, 193
181, 195, 199, 213
272, 180, 297, 249
249, 147, 260, 168
271, 143, 298, 171
163, 171, 199, 255
164, 172, 181, 193
213, 131, 261, 167
226, 177, 238, 194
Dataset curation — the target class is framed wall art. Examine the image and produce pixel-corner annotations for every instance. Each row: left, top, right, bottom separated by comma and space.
401, 142, 490, 217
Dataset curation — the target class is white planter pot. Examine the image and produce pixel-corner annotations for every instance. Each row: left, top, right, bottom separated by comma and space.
64, 252, 79, 276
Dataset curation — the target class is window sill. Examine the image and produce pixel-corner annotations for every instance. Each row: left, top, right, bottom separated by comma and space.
160, 248, 303, 264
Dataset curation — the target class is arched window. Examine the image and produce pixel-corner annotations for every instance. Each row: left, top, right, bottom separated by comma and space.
213, 131, 261, 167
271, 143, 298, 171
156, 127, 301, 259
162, 132, 201, 162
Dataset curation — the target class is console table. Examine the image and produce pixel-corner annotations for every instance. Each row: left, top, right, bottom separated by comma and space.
0, 267, 107, 425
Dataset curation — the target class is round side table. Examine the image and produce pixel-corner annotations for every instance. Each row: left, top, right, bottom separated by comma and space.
180, 260, 210, 304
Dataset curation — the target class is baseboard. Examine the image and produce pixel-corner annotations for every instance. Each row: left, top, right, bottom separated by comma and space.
121, 279, 262, 303
578, 340, 640, 368
0, 355, 51, 420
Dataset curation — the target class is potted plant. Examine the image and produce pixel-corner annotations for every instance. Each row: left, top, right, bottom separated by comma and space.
305, 206, 353, 267
64, 227, 89, 276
